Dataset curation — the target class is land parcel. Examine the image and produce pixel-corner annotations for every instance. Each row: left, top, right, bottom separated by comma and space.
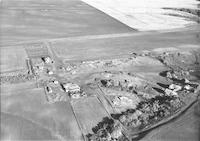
71, 96, 109, 135
51, 27, 200, 62
0, 0, 133, 45
0, 46, 28, 73
1, 88, 84, 141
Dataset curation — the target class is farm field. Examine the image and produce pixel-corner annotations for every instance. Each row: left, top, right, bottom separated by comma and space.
71, 96, 109, 135
24, 42, 49, 58
0, 0, 133, 45
1, 112, 57, 140
0, 46, 28, 73
0, 81, 37, 95
1, 88, 84, 141
1, 0, 200, 140
51, 28, 200, 61
82, 0, 200, 31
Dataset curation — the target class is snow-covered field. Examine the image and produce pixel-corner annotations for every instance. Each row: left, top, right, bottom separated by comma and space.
82, 0, 200, 31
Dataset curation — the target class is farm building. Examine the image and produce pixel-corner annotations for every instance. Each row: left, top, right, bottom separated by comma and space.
112, 96, 133, 107
63, 83, 81, 93
46, 86, 53, 93
47, 69, 53, 75
42, 56, 52, 64
62, 83, 87, 99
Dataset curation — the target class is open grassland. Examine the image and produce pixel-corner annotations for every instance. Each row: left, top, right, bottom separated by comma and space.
1, 88, 84, 141
0, 46, 28, 73
71, 96, 109, 135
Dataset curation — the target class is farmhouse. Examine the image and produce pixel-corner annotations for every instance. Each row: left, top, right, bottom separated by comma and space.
62, 83, 87, 99
42, 56, 52, 64
62, 83, 81, 93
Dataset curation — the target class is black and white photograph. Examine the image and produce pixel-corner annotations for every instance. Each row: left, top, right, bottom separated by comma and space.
0, 0, 200, 141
